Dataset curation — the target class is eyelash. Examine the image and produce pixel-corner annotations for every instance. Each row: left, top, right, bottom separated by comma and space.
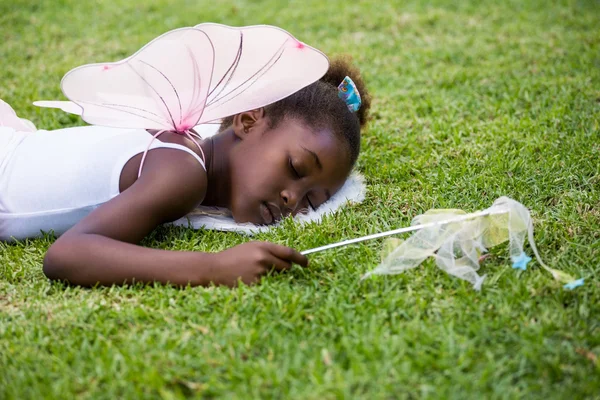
306, 197, 316, 211
289, 158, 316, 211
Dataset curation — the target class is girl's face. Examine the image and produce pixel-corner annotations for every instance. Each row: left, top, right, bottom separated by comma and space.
228, 115, 352, 225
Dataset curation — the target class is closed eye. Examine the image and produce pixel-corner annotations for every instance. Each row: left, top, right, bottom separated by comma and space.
289, 157, 301, 179
289, 157, 316, 211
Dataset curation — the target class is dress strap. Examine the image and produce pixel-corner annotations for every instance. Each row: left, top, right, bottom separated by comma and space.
152, 142, 206, 171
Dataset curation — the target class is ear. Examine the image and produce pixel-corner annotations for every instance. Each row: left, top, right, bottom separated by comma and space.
232, 108, 266, 140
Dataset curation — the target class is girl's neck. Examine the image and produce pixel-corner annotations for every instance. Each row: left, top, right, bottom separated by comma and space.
201, 127, 236, 209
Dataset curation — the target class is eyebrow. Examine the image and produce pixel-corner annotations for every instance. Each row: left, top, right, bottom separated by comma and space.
301, 146, 322, 171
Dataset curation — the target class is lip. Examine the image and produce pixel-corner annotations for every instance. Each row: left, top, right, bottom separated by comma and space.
260, 202, 284, 225
266, 202, 283, 222
260, 202, 274, 224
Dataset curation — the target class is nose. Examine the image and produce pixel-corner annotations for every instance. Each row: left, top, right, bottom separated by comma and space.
280, 187, 303, 216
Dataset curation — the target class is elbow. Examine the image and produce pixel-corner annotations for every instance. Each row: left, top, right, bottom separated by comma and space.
43, 240, 71, 282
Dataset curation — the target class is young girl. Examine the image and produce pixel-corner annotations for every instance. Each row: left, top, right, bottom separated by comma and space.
0, 58, 370, 287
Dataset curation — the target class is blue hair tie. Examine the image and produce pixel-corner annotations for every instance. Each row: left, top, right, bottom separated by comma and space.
338, 76, 361, 113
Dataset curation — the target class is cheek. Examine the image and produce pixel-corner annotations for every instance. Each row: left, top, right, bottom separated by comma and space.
230, 158, 257, 201
233, 142, 282, 186
232, 156, 267, 192
229, 153, 275, 216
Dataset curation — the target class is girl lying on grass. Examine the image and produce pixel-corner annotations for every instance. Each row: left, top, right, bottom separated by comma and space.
0, 58, 371, 287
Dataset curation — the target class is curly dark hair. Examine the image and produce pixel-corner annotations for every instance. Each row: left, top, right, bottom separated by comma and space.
219, 56, 371, 167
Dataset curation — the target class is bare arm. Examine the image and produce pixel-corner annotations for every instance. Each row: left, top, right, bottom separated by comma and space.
42, 149, 212, 286
42, 149, 307, 287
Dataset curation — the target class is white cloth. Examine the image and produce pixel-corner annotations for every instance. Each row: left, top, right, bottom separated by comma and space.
0, 126, 205, 240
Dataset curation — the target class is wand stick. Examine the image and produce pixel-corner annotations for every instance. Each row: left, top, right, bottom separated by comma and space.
300, 208, 509, 256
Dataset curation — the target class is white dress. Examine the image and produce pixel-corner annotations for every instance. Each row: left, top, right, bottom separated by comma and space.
0, 125, 205, 241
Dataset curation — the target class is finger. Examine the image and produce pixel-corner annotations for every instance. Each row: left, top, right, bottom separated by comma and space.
263, 243, 309, 267
264, 254, 292, 272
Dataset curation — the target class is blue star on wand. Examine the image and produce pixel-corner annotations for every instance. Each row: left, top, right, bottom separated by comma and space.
511, 252, 532, 271
564, 278, 584, 290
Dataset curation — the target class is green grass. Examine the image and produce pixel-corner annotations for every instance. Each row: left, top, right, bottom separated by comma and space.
1, 0, 599, 398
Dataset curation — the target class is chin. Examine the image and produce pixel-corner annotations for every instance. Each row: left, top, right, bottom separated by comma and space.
230, 204, 261, 225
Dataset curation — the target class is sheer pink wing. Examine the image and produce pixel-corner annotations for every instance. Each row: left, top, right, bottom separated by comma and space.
33, 100, 224, 127
32, 100, 83, 115
57, 28, 215, 131
0, 99, 36, 132
193, 23, 329, 124
34, 24, 329, 130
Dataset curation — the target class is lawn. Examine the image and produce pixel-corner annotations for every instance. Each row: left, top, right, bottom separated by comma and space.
1, 0, 599, 398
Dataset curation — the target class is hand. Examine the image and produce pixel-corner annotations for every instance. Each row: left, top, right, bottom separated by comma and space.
211, 241, 308, 287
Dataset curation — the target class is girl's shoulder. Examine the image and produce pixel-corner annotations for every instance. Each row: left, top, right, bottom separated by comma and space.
117, 146, 209, 224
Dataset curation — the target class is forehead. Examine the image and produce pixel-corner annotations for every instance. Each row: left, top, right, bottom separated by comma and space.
271, 118, 351, 186
271, 119, 349, 163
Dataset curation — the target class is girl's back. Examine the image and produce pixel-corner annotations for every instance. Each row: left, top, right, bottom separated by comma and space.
0, 126, 204, 240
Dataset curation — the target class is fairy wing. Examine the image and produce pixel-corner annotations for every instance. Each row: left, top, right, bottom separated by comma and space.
32, 100, 86, 116
48, 28, 215, 131
32, 100, 224, 129
192, 23, 329, 123
34, 24, 329, 130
